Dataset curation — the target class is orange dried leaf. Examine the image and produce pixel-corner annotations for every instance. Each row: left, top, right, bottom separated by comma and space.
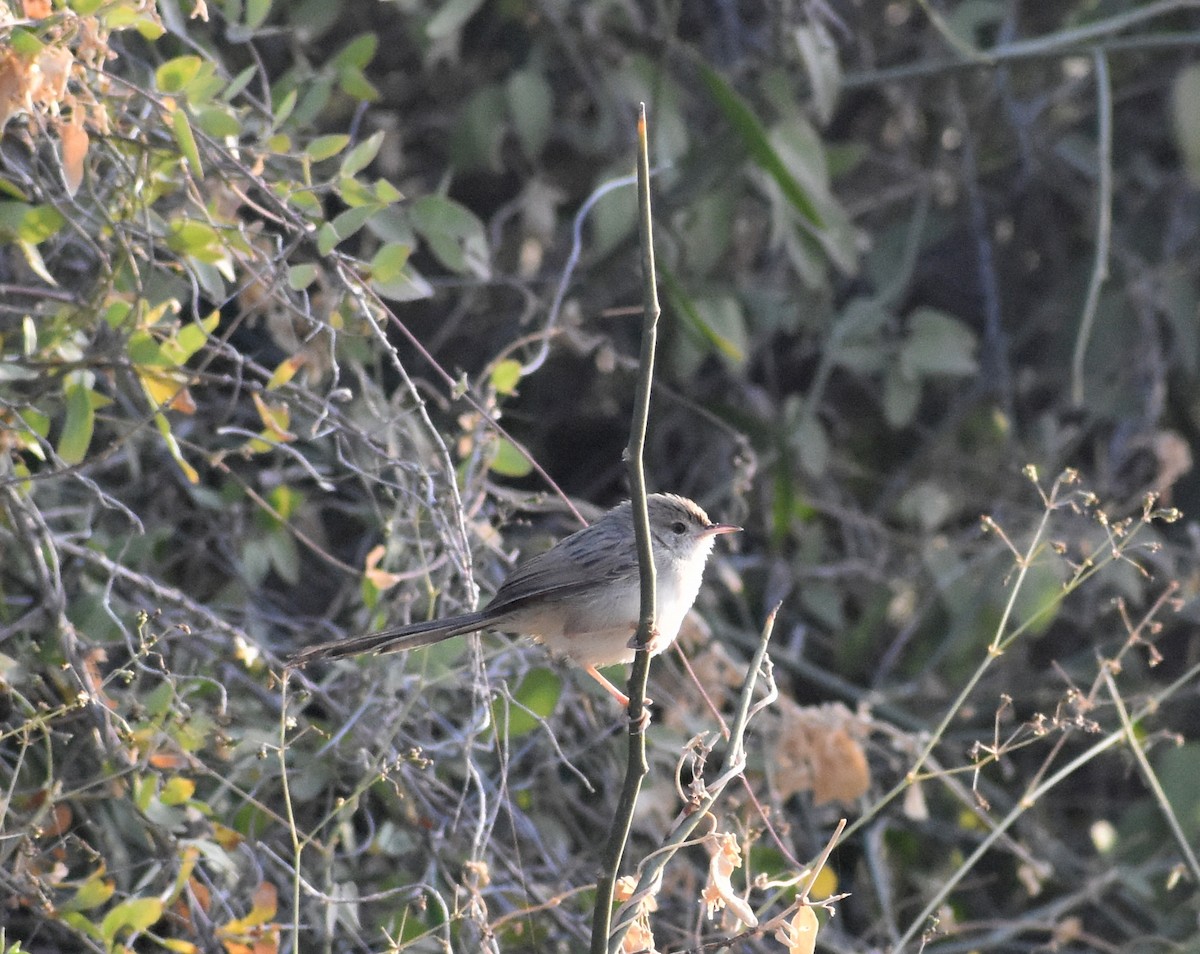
811, 727, 870, 806
23, 0, 52, 18
61, 120, 89, 196
189, 876, 212, 912
47, 802, 73, 837
148, 751, 190, 769
249, 881, 277, 921
363, 545, 404, 592
0, 50, 31, 131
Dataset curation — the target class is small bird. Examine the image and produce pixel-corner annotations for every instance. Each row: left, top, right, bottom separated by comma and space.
288, 493, 739, 705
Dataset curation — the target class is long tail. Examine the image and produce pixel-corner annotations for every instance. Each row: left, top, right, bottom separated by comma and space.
287, 611, 490, 669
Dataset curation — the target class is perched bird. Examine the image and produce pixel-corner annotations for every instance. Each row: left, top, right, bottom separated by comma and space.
288, 493, 738, 704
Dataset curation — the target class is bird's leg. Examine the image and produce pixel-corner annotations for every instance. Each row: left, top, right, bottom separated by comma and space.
585, 665, 654, 719
585, 665, 629, 706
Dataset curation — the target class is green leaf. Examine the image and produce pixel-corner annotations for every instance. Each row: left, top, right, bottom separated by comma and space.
372, 179, 403, 204
788, 406, 829, 478
697, 62, 823, 227
793, 22, 841, 125
896, 480, 955, 532
587, 172, 637, 259
316, 222, 338, 256
272, 88, 297, 129
337, 175, 377, 207
370, 242, 412, 283
155, 412, 199, 483
156, 56, 204, 94
493, 668, 561, 737
1172, 63, 1200, 186
59, 869, 115, 913
331, 204, 379, 242
0, 202, 67, 243
339, 130, 385, 179
682, 289, 748, 365
10, 27, 44, 57
195, 105, 241, 139
332, 33, 378, 70
222, 64, 258, 103
882, 366, 921, 428
167, 220, 223, 262
307, 134, 350, 162
287, 263, 318, 290
101, 897, 163, 946
489, 437, 532, 477
169, 312, 218, 363
490, 359, 522, 396
426, 0, 485, 39
899, 307, 978, 378
1010, 557, 1067, 636
171, 108, 204, 179
409, 194, 489, 278
453, 85, 506, 172
19, 204, 67, 244
58, 383, 95, 465
245, 0, 272, 30
287, 188, 323, 218
506, 69, 552, 159
366, 206, 416, 244
370, 263, 433, 302
338, 64, 380, 102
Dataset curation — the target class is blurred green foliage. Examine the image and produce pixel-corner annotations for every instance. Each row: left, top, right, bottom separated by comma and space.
2, 0, 1200, 951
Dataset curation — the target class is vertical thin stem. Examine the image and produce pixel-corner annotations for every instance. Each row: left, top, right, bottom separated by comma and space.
590, 103, 661, 954
1070, 48, 1113, 407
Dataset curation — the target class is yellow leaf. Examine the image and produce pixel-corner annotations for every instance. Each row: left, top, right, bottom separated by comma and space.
139, 368, 196, 413
251, 393, 295, 442
218, 882, 278, 937
101, 897, 164, 944
159, 776, 195, 806
265, 355, 305, 390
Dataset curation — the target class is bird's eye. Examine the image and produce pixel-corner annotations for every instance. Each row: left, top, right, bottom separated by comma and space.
671, 520, 687, 535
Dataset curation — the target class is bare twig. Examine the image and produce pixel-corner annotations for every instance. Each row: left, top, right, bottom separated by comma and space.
591, 103, 661, 954
607, 606, 779, 953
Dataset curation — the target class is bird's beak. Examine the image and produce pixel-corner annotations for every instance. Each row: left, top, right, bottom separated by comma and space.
704, 523, 741, 538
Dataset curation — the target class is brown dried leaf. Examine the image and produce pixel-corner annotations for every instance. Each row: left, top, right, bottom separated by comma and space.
772, 700, 872, 807
702, 832, 758, 927
774, 905, 819, 954
33, 45, 73, 105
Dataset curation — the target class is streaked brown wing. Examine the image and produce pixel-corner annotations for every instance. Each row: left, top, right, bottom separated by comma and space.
484, 521, 637, 616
